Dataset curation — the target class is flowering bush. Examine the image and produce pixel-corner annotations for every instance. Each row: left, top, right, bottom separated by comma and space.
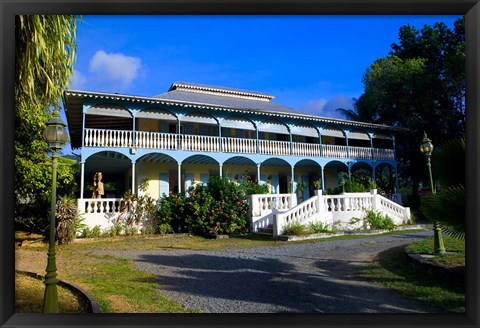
154, 175, 264, 236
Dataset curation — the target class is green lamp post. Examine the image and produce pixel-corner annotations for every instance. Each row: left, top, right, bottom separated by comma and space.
42, 110, 68, 313
420, 132, 446, 255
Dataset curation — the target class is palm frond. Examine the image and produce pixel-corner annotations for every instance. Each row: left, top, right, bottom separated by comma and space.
420, 185, 465, 239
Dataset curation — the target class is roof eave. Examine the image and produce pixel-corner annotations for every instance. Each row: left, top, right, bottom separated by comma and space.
64, 90, 407, 133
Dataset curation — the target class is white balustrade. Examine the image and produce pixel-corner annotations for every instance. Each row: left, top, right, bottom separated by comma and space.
377, 195, 410, 224
322, 144, 348, 158
274, 195, 322, 236
373, 148, 395, 160
135, 131, 178, 150
181, 134, 220, 152
246, 189, 411, 237
259, 139, 291, 156
292, 142, 321, 157
222, 137, 256, 154
349, 146, 372, 160
84, 129, 395, 163
79, 198, 121, 214
84, 129, 133, 148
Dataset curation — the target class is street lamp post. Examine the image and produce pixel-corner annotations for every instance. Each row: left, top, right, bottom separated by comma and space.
42, 110, 68, 313
420, 132, 446, 255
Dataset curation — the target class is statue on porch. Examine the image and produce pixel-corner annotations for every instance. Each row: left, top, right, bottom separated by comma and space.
92, 172, 104, 198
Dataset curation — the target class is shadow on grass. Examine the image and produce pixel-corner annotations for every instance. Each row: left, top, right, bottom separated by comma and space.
357, 246, 465, 313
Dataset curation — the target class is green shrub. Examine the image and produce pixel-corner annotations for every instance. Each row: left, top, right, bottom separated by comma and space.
282, 221, 309, 235
55, 195, 85, 244
155, 176, 254, 236
141, 225, 156, 235
155, 192, 186, 232
157, 223, 173, 235
91, 225, 102, 238
106, 224, 123, 237
364, 209, 396, 230
81, 226, 92, 238
308, 221, 331, 234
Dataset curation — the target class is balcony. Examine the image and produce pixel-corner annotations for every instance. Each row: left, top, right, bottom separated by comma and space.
84, 128, 395, 161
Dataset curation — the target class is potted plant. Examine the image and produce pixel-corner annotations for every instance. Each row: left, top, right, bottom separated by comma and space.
313, 179, 322, 195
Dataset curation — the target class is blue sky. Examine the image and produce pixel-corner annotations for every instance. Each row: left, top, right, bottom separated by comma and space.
64, 15, 461, 154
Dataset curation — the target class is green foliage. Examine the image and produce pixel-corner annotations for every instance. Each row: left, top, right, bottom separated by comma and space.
55, 195, 84, 244
15, 15, 79, 232
154, 175, 265, 236
333, 171, 373, 194
308, 221, 332, 234
106, 224, 123, 237
337, 18, 465, 212
421, 138, 465, 240
156, 224, 173, 235
363, 209, 396, 231
281, 221, 309, 236
184, 177, 249, 235
155, 192, 187, 232
117, 190, 157, 233
421, 185, 465, 240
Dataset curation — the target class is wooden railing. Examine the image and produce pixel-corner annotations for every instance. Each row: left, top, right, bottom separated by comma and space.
322, 144, 348, 158
84, 128, 395, 161
222, 137, 256, 154
258, 139, 290, 156
292, 142, 321, 157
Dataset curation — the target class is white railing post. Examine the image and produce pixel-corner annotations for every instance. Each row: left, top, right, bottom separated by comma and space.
371, 189, 378, 211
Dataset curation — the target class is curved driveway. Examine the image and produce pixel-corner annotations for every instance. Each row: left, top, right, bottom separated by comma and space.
110, 231, 442, 313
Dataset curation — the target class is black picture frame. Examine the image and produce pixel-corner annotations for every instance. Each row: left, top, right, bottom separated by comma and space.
1, 1, 478, 327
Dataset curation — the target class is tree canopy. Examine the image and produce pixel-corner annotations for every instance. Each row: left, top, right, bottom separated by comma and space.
15, 15, 79, 230
337, 18, 465, 210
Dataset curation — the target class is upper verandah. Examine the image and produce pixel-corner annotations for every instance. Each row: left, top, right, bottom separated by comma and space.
63, 81, 407, 149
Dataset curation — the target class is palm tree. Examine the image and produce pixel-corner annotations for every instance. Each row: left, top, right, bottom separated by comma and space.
420, 138, 465, 239
15, 15, 77, 112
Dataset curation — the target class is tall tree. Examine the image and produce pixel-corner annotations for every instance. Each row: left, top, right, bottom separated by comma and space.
15, 15, 78, 230
338, 18, 465, 211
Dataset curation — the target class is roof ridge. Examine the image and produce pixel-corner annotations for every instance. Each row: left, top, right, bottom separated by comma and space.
169, 81, 275, 102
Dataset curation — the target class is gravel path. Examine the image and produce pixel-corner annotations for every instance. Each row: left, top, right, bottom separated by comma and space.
105, 231, 442, 313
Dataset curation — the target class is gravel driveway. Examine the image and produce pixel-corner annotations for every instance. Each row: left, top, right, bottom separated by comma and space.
107, 231, 442, 313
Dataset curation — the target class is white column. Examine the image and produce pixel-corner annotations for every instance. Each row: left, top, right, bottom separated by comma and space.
81, 109, 86, 147
132, 112, 136, 148
131, 161, 136, 194
290, 166, 295, 193
80, 162, 85, 198
345, 130, 350, 159
219, 163, 223, 178
369, 133, 374, 161
178, 163, 182, 193
321, 166, 325, 191
257, 163, 261, 183
218, 120, 223, 152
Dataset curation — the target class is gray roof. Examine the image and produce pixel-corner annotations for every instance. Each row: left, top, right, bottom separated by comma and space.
154, 81, 306, 116
64, 82, 407, 149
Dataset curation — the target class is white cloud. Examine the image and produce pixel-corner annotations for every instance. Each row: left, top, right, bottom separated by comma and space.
69, 69, 87, 90
88, 50, 142, 90
300, 94, 355, 119
300, 98, 328, 115
323, 94, 355, 119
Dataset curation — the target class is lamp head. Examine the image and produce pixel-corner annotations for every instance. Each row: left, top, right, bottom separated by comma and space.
43, 110, 68, 152
420, 132, 434, 156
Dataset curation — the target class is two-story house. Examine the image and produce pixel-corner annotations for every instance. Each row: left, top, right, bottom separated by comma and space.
64, 81, 403, 210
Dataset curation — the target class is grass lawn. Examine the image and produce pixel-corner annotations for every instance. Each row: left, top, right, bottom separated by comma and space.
15, 228, 434, 313
15, 273, 89, 313
357, 235, 465, 313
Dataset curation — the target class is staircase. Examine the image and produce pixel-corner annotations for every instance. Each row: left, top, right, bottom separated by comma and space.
249, 189, 411, 237
256, 224, 274, 235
